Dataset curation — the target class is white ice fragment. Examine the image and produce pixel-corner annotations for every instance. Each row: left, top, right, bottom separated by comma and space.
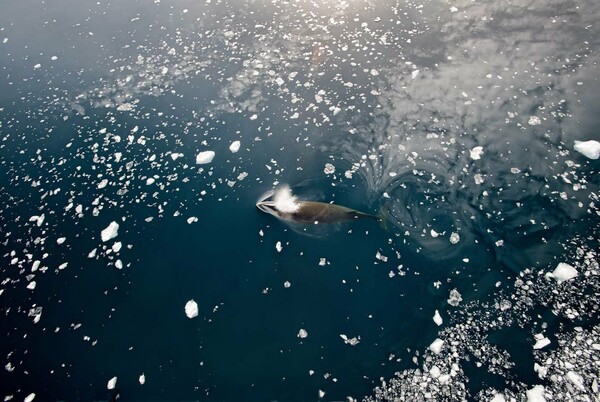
318, 390, 325, 398
97, 179, 108, 189
196, 151, 215, 164
101, 221, 119, 242
470, 146, 484, 160
433, 310, 443, 326
340, 334, 360, 346
88, 248, 97, 258
24, 394, 35, 402
324, 163, 335, 174
528, 116, 541, 126
34, 63, 41, 69
170, 152, 183, 161
297, 328, 308, 339
58, 262, 68, 270
161, 67, 168, 75
319, 258, 327, 266
545, 262, 578, 284
146, 177, 155, 185
474, 173, 485, 185
115, 260, 123, 269
32, 261, 40, 272
275, 241, 283, 252
429, 365, 440, 378
139, 373, 146, 385
411, 69, 420, 79
112, 242, 122, 253
533, 336, 551, 350
490, 394, 506, 402
566, 371, 586, 391
27, 281, 36, 290
574, 140, 600, 160
107, 377, 117, 390
370, 69, 379, 76
57, 237, 66, 245
429, 338, 444, 354
447, 289, 462, 306
229, 141, 241, 153
185, 300, 199, 318
275, 77, 284, 86
186, 217, 198, 224
449, 232, 460, 244
525, 385, 546, 402
284, 281, 291, 288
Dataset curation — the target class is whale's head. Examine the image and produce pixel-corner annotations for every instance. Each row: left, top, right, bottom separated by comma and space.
256, 200, 279, 216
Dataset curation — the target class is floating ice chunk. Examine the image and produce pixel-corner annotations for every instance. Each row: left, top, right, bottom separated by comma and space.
297, 328, 308, 338
24, 394, 36, 402
433, 310, 443, 326
449, 232, 460, 244
275, 77, 284, 86
340, 334, 360, 346
566, 371, 586, 391
161, 67, 168, 75
474, 173, 485, 184
429, 338, 444, 354
528, 116, 541, 126
275, 241, 283, 252
112, 242, 122, 253
324, 163, 335, 174
533, 335, 551, 350
447, 289, 462, 306
88, 248, 97, 258
545, 262, 578, 284
185, 300, 198, 318
574, 140, 600, 160
229, 141, 241, 153
139, 373, 146, 385
430, 229, 439, 238
318, 390, 325, 398
319, 258, 327, 266
196, 151, 215, 164
273, 186, 300, 213
107, 377, 117, 390
97, 179, 108, 189
27, 281, 36, 290
32, 261, 40, 272
526, 385, 546, 402
490, 394, 506, 402
57, 237, 66, 245
429, 365, 440, 378
187, 217, 198, 224
101, 221, 119, 242
115, 260, 123, 269
34, 63, 41, 69
370, 69, 379, 76
411, 69, 420, 79
170, 152, 183, 161
284, 281, 291, 288
470, 146, 484, 160
146, 177, 155, 185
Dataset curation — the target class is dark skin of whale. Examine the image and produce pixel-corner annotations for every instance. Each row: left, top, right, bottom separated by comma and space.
259, 200, 378, 224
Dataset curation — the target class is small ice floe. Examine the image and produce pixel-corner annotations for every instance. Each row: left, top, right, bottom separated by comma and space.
319, 258, 327, 266
340, 334, 360, 346
525, 385, 546, 402
57, 237, 66, 245
115, 260, 123, 269
185, 300, 198, 318
474, 173, 485, 185
24, 393, 36, 402
324, 163, 335, 174
229, 141, 241, 153
449, 232, 460, 244
107, 376, 117, 390
574, 140, 600, 160
139, 373, 146, 385
528, 116, 542, 126
447, 289, 462, 306
545, 262, 578, 284
470, 146, 484, 160
566, 371, 586, 391
112, 242, 122, 253
318, 390, 325, 398
97, 179, 109, 189
433, 310, 443, 326
275, 241, 283, 252
411, 69, 420, 79
187, 217, 198, 224
533, 334, 551, 350
170, 152, 183, 161
196, 151, 215, 164
146, 177, 155, 185
27, 281, 36, 290
430, 229, 439, 238
429, 338, 444, 354
284, 281, 291, 288
297, 328, 308, 339
370, 69, 379, 76
101, 221, 119, 242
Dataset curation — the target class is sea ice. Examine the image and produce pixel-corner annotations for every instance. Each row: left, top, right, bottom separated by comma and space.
470, 146, 484, 160
275, 241, 283, 252
528, 116, 541, 126
139, 373, 146, 384
574, 140, 600, 160
433, 310, 443, 326
545, 262, 578, 284
297, 328, 308, 338
533, 335, 551, 350
107, 377, 117, 390
196, 151, 215, 164
185, 300, 198, 318
146, 177, 155, 185
229, 141, 241, 153
27, 281, 36, 290
449, 232, 460, 244
24, 394, 35, 402
429, 338, 444, 354
525, 385, 545, 402
115, 260, 123, 269
566, 371, 586, 391
101, 221, 119, 242
57, 237, 66, 245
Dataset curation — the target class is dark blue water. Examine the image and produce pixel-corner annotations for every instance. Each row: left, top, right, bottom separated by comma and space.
1, 0, 599, 401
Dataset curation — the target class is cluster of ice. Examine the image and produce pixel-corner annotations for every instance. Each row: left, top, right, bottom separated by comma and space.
273, 186, 299, 213
545, 262, 578, 284
185, 300, 199, 319
101, 221, 119, 242
469, 146, 484, 160
196, 150, 215, 164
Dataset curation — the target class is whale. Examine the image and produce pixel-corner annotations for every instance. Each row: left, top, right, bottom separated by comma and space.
256, 187, 378, 225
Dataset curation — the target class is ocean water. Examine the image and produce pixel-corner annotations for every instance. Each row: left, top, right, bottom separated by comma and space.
1, 0, 599, 401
